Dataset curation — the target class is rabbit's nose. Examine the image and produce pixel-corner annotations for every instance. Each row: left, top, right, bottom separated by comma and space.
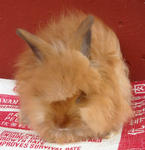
54, 114, 70, 128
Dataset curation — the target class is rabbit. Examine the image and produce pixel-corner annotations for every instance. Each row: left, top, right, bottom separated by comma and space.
15, 10, 133, 144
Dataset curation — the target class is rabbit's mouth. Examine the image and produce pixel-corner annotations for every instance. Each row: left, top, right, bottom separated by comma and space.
58, 128, 70, 131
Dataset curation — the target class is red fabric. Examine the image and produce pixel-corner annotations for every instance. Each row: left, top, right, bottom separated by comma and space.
118, 81, 145, 149
0, 0, 145, 81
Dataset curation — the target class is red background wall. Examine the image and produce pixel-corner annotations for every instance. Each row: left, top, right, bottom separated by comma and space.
0, 0, 145, 81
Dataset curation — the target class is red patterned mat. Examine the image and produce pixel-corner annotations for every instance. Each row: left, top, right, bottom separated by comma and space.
0, 79, 144, 150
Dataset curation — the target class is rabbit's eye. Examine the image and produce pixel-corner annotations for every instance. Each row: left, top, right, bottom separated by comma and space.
76, 92, 86, 103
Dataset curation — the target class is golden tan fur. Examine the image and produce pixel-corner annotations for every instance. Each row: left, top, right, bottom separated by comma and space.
15, 11, 132, 144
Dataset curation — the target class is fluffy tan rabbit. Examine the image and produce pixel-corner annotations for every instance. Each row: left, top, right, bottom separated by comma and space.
15, 11, 132, 144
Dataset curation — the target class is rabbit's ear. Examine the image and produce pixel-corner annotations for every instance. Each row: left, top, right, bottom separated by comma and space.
76, 15, 94, 58
16, 29, 49, 61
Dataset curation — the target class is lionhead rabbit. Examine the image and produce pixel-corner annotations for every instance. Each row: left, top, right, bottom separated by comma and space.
15, 11, 132, 144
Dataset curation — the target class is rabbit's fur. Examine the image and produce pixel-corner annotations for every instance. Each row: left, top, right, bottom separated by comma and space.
15, 11, 132, 143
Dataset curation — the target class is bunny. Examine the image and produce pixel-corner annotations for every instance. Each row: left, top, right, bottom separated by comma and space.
15, 11, 133, 144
